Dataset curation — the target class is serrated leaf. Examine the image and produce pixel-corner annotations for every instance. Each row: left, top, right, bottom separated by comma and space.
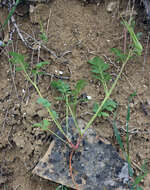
88, 56, 111, 84
37, 98, 51, 108
42, 119, 49, 130
101, 112, 109, 117
73, 80, 87, 97
88, 56, 105, 66
32, 120, 49, 131
9, 52, 25, 63
55, 97, 64, 101
36, 61, 50, 69
102, 99, 117, 111
9, 52, 29, 71
51, 80, 70, 95
93, 99, 117, 118
105, 107, 113, 112
88, 57, 109, 72
51, 110, 58, 119
93, 102, 102, 117
111, 48, 128, 62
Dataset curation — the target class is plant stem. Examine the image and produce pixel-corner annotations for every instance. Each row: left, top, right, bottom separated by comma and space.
66, 95, 69, 135
47, 128, 68, 145
81, 51, 132, 136
20, 62, 71, 143
68, 104, 81, 135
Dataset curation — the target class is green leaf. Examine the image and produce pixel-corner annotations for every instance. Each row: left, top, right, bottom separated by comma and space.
101, 112, 109, 117
56, 185, 68, 190
102, 99, 117, 111
33, 123, 42, 128
111, 48, 128, 62
113, 119, 124, 152
37, 71, 45, 75
51, 110, 58, 119
55, 97, 64, 101
39, 33, 48, 43
73, 80, 87, 97
37, 98, 51, 108
51, 80, 70, 95
88, 56, 111, 84
9, 52, 29, 71
126, 104, 130, 123
2, 0, 20, 29
93, 99, 117, 117
88, 57, 109, 72
123, 19, 143, 56
9, 52, 25, 63
128, 91, 136, 102
93, 102, 102, 117
93, 102, 108, 117
31, 69, 37, 74
15, 67, 24, 71
36, 61, 50, 69
33, 120, 50, 131
42, 119, 49, 130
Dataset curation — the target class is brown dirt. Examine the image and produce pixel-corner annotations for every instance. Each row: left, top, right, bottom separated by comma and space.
0, 0, 150, 190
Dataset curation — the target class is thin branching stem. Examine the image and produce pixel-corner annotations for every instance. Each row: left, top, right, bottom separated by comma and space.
82, 51, 132, 136
68, 104, 81, 135
19, 61, 71, 144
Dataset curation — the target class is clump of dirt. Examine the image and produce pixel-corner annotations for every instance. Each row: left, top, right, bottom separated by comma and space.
0, 0, 150, 190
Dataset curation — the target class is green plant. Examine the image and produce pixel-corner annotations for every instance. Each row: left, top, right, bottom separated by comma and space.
39, 20, 48, 43
9, 18, 143, 188
93, 99, 117, 117
56, 185, 68, 190
113, 93, 148, 190
2, 0, 20, 30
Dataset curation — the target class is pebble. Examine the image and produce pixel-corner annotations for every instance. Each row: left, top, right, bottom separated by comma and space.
106, 1, 118, 13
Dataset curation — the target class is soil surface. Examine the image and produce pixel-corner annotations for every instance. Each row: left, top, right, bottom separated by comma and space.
0, 0, 150, 190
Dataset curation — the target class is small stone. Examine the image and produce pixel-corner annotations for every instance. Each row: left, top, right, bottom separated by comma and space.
87, 95, 92, 100
59, 71, 63, 75
106, 1, 118, 13
13, 133, 25, 148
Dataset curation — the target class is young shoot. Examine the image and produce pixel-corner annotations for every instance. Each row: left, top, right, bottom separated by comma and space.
81, 18, 143, 136
9, 18, 143, 151
51, 79, 87, 136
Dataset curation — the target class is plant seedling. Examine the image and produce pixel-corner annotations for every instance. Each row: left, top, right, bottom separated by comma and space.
39, 20, 48, 43
9, 18, 143, 189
